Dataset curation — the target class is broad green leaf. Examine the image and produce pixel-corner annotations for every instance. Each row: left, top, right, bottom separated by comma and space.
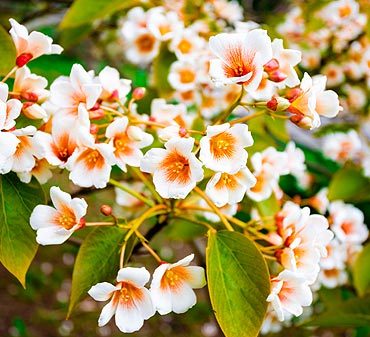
328, 167, 370, 202
68, 226, 135, 316
303, 296, 370, 328
163, 218, 207, 241
206, 230, 270, 337
354, 243, 370, 297
255, 193, 279, 220
0, 25, 16, 76
60, 0, 140, 29
151, 44, 177, 97
0, 173, 45, 287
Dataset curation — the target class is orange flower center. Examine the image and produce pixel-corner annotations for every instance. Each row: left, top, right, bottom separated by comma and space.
135, 34, 156, 53
77, 149, 105, 170
160, 266, 190, 291
215, 173, 238, 190
209, 132, 236, 159
113, 282, 144, 308
178, 39, 192, 54
179, 69, 196, 84
161, 151, 191, 184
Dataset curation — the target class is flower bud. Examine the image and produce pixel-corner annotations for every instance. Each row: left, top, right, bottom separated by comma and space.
100, 205, 113, 216
22, 92, 39, 102
267, 97, 290, 111
264, 58, 280, 72
22, 102, 48, 119
16, 53, 33, 67
89, 108, 105, 120
269, 70, 288, 83
132, 87, 146, 100
179, 127, 187, 137
90, 124, 99, 134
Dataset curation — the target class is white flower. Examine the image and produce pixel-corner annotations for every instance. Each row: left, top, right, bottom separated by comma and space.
284, 142, 306, 179
270, 39, 301, 87
317, 268, 348, 289
199, 123, 253, 173
88, 267, 155, 333
205, 167, 256, 207
30, 186, 87, 245
322, 130, 362, 163
50, 64, 102, 115
288, 73, 343, 129
329, 201, 368, 244
320, 239, 347, 270
150, 98, 188, 126
309, 188, 329, 214
150, 254, 206, 315
147, 8, 183, 41
322, 63, 345, 88
168, 60, 199, 92
267, 270, 312, 321
0, 83, 22, 131
106, 117, 153, 172
13, 66, 49, 102
140, 137, 204, 199
169, 28, 205, 59
0, 131, 20, 174
18, 158, 53, 184
209, 29, 272, 91
9, 18, 62, 67
3, 126, 38, 173
67, 141, 115, 189
98, 66, 131, 102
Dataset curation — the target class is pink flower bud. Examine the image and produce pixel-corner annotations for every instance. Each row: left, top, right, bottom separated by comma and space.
267, 97, 278, 111
89, 109, 105, 120
179, 127, 187, 137
90, 124, 99, 134
269, 70, 288, 83
22, 92, 39, 102
264, 58, 280, 72
132, 87, 146, 100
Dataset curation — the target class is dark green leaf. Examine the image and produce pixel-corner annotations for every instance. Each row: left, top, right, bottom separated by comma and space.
328, 167, 370, 202
60, 0, 140, 29
206, 230, 270, 337
68, 226, 134, 316
354, 243, 370, 297
0, 24, 16, 76
0, 173, 45, 287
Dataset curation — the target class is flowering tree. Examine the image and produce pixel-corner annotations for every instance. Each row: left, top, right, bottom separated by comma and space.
0, 0, 369, 336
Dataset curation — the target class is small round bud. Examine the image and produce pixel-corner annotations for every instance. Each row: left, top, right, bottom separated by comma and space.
90, 124, 99, 134
266, 97, 278, 111
179, 127, 187, 137
16, 53, 33, 67
78, 217, 86, 229
132, 87, 146, 100
100, 205, 113, 216
269, 70, 288, 83
264, 58, 280, 72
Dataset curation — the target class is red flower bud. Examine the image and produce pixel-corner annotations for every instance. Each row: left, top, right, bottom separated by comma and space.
285, 88, 302, 102
269, 70, 288, 83
22, 92, 39, 102
109, 89, 119, 101
132, 87, 146, 100
16, 53, 33, 67
100, 205, 113, 216
264, 58, 280, 72
78, 217, 86, 229
89, 109, 105, 120
267, 97, 278, 111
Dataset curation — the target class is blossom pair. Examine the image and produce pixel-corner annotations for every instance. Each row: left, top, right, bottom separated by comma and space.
88, 254, 206, 333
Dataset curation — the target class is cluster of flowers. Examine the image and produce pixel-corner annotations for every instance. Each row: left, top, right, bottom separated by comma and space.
0, 2, 366, 334
277, 0, 369, 176
259, 186, 369, 334
118, 3, 343, 130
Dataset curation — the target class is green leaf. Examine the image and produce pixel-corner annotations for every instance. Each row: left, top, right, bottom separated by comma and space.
0, 173, 45, 287
303, 296, 370, 328
354, 243, 370, 297
68, 226, 135, 316
328, 167, 370, 202
60, 0, 140, 29
58, 24, 92, 49
164, 218, 207, 241
0, 25, 16, 76
255, 193, 279, 219
206, 230, 270, 337
151, 44, 177, 97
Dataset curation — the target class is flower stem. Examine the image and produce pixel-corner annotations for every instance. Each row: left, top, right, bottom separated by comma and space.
229, 110, 265, 125
214, 86, 244, 125
109, 178, 155, 207
136, 232, 162, 263
1, 66, 18, 83
85, 222, 115, 226
193, 186, 234, 231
